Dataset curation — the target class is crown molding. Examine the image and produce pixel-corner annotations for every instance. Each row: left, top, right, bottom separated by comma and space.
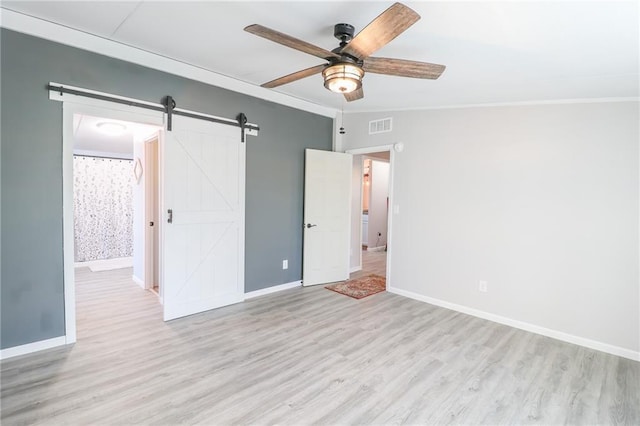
347, 97, 640, 114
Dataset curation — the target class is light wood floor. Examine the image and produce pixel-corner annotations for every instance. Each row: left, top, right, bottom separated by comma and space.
350, 249, 387, 281
1, 265, 638, 425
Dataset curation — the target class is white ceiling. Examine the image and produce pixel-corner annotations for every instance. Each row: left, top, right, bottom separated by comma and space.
3, 1, 638, 112
73, 114, 159, 158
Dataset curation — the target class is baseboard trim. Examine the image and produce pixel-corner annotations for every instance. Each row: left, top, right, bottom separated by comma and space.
0, 336, 68, 360
245, 280, 302, 299
350, 266, 362, 273
387, 286, 640, 362
132, 275, 145, 289
367, 246, 386, 252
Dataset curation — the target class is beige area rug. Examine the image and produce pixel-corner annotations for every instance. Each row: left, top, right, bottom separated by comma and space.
325, 274, 386, 299
75, 257, 134, 272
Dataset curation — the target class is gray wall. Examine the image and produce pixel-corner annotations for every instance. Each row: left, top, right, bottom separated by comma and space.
0, 29, 333, 349
340, 102, 640, 354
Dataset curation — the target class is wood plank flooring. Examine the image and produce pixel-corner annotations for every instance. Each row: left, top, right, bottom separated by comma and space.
1, 265, 638, 425
350, 249, 387, 281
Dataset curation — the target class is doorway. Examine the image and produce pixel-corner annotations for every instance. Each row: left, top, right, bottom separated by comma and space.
346, 146, 395, 287
359, 153, 390, 278
62, 99, 165, 343
71, 113, 162, 335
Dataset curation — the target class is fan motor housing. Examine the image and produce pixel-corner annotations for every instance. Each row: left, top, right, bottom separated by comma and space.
334, 23, 355, 43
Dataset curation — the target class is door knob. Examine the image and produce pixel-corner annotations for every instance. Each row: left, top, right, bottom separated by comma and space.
305, 223, 317, 229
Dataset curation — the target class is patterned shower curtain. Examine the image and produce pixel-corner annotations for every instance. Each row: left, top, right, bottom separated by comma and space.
73, 156, 134, 262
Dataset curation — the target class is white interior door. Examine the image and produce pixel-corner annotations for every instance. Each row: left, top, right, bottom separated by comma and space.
303, 149, 352, 286
162, 115, 245, 321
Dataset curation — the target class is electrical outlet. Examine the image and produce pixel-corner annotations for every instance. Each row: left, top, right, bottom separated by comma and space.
478, 280, 488, 293
282, 259, 288, 270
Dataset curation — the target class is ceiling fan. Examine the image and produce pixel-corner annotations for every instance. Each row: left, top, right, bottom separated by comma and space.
244, 2, 445, 102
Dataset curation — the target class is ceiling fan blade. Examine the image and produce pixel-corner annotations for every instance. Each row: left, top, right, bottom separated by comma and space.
364, 57, 445, 79
261, 64, 327, 88
341, 2, 420, 59
245, 24, 340, 60
344, 87, 364, 102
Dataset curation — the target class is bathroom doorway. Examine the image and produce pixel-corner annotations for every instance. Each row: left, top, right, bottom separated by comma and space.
71, 112, 162, 340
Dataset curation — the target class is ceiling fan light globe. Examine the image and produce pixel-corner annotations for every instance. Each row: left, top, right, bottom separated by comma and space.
327, 78, 359, 94
322, 63, 364, 94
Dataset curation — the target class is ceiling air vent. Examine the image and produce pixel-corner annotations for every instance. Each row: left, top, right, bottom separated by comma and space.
369, 117, 392, 135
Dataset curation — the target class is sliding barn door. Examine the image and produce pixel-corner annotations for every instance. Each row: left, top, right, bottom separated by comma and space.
162, 115, 245, 321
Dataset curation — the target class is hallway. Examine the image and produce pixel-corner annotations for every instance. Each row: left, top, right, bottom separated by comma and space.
350, 249, 387, 280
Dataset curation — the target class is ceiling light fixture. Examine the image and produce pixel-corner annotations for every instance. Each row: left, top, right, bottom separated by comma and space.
322, 62, 364, 94
96, 121, 127, 136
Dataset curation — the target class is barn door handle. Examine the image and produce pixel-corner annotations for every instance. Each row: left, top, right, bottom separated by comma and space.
167, 209, 173, 224
305, 223, 317, 229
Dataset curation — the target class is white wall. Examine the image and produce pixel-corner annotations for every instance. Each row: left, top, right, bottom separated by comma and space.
132, 139, 145, 284
368, 159, 390, 249
350, 155, 363, 271
362, 159, 371, 212
339, 101, 640, 358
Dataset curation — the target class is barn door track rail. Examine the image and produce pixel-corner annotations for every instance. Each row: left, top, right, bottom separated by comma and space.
47, 82, 259, 142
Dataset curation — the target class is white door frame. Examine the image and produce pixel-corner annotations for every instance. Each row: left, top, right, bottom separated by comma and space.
143, 133, 161, 295
61, 97, 164, 344
345, 145, 396, 288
